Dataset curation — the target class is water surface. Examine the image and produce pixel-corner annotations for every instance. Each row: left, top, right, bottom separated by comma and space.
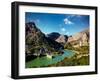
26, 50, 75, 68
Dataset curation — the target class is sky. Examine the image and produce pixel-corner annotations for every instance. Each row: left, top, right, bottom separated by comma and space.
25, 12, 89, 36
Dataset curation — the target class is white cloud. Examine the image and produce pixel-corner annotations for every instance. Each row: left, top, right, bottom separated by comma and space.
64, 18, 73, 25
61, 28, 66, 32
65, 32, 69, 35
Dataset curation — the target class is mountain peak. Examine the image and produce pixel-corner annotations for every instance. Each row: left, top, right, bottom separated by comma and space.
47, 32, 60, 40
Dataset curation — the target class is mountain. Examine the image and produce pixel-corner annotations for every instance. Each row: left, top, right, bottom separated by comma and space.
47, 32, 60, 40
67, 28, 89, 47
47, 32, 68, 44
55, 35, 68, 44
25, 22, 63, 61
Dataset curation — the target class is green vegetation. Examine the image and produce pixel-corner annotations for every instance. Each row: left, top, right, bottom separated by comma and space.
26, 45, 89, 68
48, 55, 89, 67
47, 43, 89, 67
64, 43, 72, 49
64, 43, 89, 52
25, 22, 90, 68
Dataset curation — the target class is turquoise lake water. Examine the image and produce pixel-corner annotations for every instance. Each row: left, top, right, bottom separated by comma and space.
26, 50, 75, 68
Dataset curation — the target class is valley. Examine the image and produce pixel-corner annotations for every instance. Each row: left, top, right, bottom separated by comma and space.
25, 22, 89, 68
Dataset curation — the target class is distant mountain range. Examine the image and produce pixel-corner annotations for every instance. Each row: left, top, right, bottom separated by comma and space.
47, 28, 89, 47
47, 32, 68, 44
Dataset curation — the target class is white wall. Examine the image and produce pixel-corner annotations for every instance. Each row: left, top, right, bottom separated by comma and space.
0, 0, 99, 81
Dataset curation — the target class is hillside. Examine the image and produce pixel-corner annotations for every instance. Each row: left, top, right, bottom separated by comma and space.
67, 28, 89, 47
25, 22, 63, 61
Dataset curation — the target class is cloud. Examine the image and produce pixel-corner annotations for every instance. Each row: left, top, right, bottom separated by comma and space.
65, 32, 69, 35
61, 28, 66, 32
64, 18, 73, 25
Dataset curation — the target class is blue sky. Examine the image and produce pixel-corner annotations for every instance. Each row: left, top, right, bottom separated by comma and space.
25, 12, 89, 36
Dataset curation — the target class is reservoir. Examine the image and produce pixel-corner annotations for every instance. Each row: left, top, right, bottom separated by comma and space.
26, 50, 75, 68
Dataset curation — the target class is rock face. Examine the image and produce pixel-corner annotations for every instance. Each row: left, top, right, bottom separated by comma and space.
25, 22, 89, 62
47, 32, 68, 44
55, 35, 68, 44
25, 22, 63, 58
67, 29, 89, 47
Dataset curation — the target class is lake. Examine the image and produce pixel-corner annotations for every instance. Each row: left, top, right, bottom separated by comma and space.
26, 50, 75, 68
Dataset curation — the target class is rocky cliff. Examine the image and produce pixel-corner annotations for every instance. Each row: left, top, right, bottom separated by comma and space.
25, 22, 63, 58
67, 28, 89, 47
55, 35, 68, 44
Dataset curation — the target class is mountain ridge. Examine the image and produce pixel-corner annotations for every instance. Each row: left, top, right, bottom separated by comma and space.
25, 22, 64, 61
